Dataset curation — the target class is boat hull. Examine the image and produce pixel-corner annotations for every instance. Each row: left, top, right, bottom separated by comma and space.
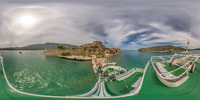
155, 73, 189, 87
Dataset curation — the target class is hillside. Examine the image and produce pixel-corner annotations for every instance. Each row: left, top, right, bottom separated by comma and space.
138, 45, 185, 52
0, 43, 77, 50
192, 48, 200, 50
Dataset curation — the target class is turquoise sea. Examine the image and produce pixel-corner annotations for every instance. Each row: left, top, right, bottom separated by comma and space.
109, 50, 175, 69
0, 50, 200, 100
0, 50, 97, 96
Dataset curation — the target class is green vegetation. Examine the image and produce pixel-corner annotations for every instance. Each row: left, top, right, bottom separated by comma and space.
88, 49, 92, 52
138, 45, 185, 52
95, 52, 105, 57
81, 51, 87, 57
87, 52, 92, 56
57, 45, 66, 50
93, 48, 96, 52
61, 52, 71, 56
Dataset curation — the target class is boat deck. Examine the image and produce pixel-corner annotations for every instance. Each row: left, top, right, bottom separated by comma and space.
134, 59, 200, 100
105, 72, 143, 96
164, 63, 186, 77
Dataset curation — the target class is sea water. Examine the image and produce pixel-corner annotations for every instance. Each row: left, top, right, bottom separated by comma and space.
0, 50, 97, 96
108, 50, 175, 69
0, 50, 200, 97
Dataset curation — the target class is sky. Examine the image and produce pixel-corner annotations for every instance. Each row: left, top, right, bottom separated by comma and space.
0, 0, 200, 50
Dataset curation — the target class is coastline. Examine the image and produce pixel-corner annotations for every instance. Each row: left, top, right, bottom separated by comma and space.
41, 41, 121, 73
41, 53, 118, 73
57, 55, 92, 61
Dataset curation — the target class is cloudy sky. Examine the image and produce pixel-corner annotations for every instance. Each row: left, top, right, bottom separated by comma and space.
0, 0, 200, 50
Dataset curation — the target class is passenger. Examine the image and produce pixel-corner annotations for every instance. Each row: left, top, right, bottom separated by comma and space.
109, 76, 114, 83
105, 73, 108, 77
110, 79, 113, 83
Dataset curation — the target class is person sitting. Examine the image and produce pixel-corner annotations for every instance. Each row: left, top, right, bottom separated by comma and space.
109, 76, 114, 83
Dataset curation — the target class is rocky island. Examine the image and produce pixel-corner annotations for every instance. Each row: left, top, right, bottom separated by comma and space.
42, 41, 121, 59
42, 41, 121, 73
138, 45, 185, 52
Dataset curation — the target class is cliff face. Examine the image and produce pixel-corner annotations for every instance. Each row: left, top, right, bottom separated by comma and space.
43, 41, 121, 57
138, 45, 185, 52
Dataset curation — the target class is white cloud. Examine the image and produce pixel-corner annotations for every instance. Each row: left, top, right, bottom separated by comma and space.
0, 1, 200, 49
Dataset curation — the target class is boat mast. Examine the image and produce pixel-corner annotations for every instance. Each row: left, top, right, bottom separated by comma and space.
185, 39, 189, 55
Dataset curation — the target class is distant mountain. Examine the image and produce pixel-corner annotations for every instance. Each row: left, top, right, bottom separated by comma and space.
0, 43, 78, 50
138, 45, 185, 52
191, 48, 200, 50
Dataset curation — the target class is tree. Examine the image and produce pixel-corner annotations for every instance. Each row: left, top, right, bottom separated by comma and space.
57, 45, 65, 50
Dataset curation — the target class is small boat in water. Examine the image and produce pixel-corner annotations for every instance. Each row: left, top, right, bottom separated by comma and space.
19, 52, 22, 54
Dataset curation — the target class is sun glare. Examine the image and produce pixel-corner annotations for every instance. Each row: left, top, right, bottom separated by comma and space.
18, 15, 38, 27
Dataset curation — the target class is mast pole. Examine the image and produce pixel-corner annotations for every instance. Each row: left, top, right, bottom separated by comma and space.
186, 39, 189, 55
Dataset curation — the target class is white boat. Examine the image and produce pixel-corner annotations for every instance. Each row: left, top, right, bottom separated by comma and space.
151, 54, 198, 87
151, 39, 199, 87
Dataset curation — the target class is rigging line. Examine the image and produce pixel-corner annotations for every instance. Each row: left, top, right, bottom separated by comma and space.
124, 80, 131, 92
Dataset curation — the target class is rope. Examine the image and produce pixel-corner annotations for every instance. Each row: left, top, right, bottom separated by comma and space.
124, 80, 131, 92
